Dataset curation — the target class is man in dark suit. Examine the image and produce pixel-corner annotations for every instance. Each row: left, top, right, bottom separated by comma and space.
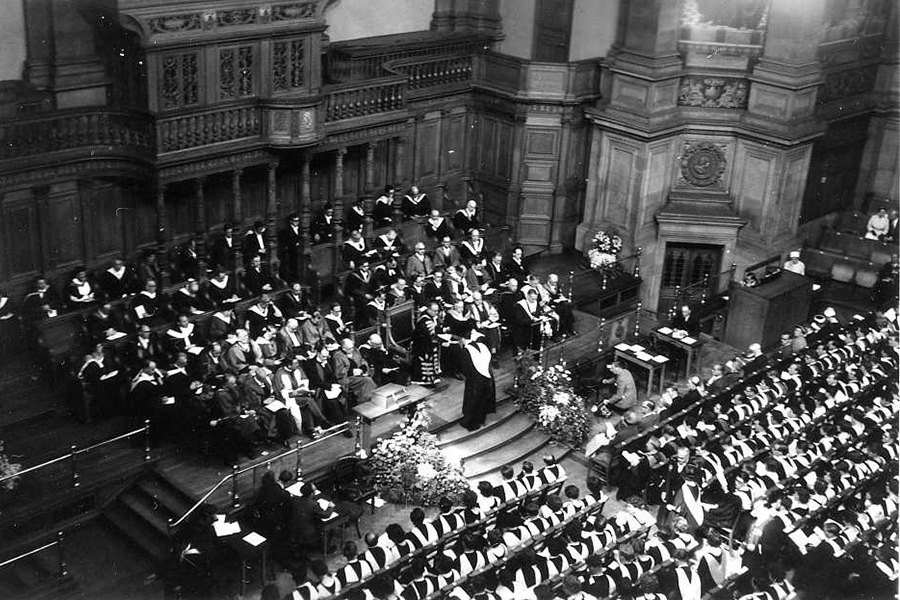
657, 446, 692, 529
243, 255, 275, 296
671, 304, 701, 336
502, 247, 529, 285
243, 221, 268, 265
209, 224, 238, 272
312, 204, 335, 244
278, 283, 307, 319
360, 333, 409, 386
278, 213, 302, 282
306, 347, 348, 426
288, 482, 331, 553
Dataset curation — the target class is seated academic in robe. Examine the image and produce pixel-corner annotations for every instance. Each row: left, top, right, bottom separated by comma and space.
99, 258, 136, 300
483, 251, 505, 289
255, 326, 284, 369
65, 266, 96, 308
224, 329, 262, 374
77, 343, 123, 419
466, 291, 501, 354
240, 364, 296, 446
306, 347, 350, 428
373, 185, 396, 228
299, 311, 327, 352
496, 277, 522, 325
125, 325, 164, 373
244, 294, 284, 338
209, 373, 260, 461
205, 308, 235, 343
511, 288, 549, 352
243, 255, 276, 296
195, 342, 228, 384
360, 333, 410, 386
22, 277, 59, 321
205, 268, 242, 308
442, 266, 471, 305
374, 256, 402, 290
344, 262, 376, 325
363, 288, 388, 328
165, 314, 205, 354
502, 247, 529, 285
401, 185, 431, 219
386, 277, 408, 307
542, 273, 576, 336
273, 356, 331, 437
424, 270, 445, 303
130, 280, 166, 326
345, 198, 366, 233
278, 283, 308, 319
332, 337, 377, 405
459, 229, 486, 267
373, 229, 407, 260
452, 200, 480, 236
171, 279, 209, 316
323, 304, 349, 341
85, 302, 127, 344
311, 203, 335, 244
423, 209, 452, 242
341, 230, 376, 270
278, 318, 305, 358
128, 360, 165, 428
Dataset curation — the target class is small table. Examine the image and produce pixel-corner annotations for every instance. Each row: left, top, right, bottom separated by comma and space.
613, 343, 669, 396
651, 327, 704, 377
352, 383, 446, 446
221, 529, 269, 596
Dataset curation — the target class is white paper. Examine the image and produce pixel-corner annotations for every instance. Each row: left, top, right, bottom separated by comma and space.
187, 346, 204, 355
657, 327, 673, 335
242, 531, 266, 547
162, 396, 176, 405
324, 384, 342, 400
265, 400, 287, 412
683, 337, 697, 345
635, 352, 653, 361
106, 331, 127, 341
322, 512, 339, 521
584, 434, 607, 458
286, 481, 304, 496
651, 355, 669, 364
615, 343, 630, 351
100, 370, 119, 380
372, 497, 387, 508
630, 344, 645, 352
134, 305, 148, 319
437, 333, 454, 343
213, 520, 241, 537
317, 498, 330, 511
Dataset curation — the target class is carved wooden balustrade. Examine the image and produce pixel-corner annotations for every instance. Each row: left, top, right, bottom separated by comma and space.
322, 77, 407, 123
0, 108, 155, 163
389, 53, 474, 92
156, 103, 262, 153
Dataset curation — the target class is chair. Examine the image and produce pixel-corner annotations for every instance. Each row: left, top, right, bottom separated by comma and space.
830, 260, 855, 283
870, 249, 892, 268
854, 265, 879, 289
329, 455, 376, 517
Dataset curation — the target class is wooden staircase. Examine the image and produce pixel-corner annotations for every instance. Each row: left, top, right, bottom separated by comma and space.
0, 546, 77, 600
101, 471, 195, 567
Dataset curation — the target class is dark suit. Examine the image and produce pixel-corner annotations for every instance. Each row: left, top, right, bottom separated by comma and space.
278, 226, 302, 281
671, 310, 701, 336
423, 217, 451, 242
209, 236, 237, 272
288, 495, 330, 549
243, 265, 275, 296
306, 359, 346, 424
311, 213, 334, 243
452, 209, 479, 234
242, 231, 267, 264
502, 258, 529, 284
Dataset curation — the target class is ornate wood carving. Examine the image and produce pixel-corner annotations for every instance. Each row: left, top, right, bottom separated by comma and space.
678, 76, 749, 109
679, 142, 727, 189
158, 106, 261, 152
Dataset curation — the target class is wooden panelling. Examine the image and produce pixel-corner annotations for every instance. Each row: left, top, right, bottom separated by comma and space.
165, 180, 193, 238
84, 182, 124, 260
1, 194, 41, 279
526, 129, 558, 157
605, 145, 637, 227
441, 112, 465, 174
241, 166, 266, 224
204, 173, 233, 230
415, 117, 440, 181
45, 184, 83, 269
496, 122, 513, 180
733, 143, 777, 232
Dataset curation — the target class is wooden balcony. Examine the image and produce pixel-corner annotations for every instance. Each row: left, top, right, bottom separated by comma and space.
473, 51, 601, 103
156, 102, 263, 154
0, 107, 155, 175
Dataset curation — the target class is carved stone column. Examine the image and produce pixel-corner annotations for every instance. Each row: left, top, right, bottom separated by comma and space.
155, 184, 168, 252
393, 137, 406, 223
266, 162, 279, 267
299, 153, 312, 280
194, 177, 207, 236
333, 148, 347, 275
364, 142, 376, 237
231, 169, 243, 227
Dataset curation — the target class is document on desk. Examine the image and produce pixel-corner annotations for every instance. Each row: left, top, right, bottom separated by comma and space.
242, 531, 266, 547
651, 355, 669, 364
614, 343, 630, 351
630, 344, 645, 352
682, 337, 697, 345
635, 351, 653, 362
657, 327, 673, 335
213, 520, 241, 537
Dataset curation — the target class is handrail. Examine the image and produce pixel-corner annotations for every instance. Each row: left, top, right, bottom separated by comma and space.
0, 421, 151, 487
0, 539, 58, 569
168, 421, 351, 530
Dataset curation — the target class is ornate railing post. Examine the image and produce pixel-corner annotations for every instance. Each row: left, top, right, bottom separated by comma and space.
57, 531, 67, 590
669, 286, 680, 321
295, 439, 304, 480
231, 465, 241, 509
354, 416, 364, 457
70, 446, 79, 488
567, 270, 575, 302
634, 302, 642, 338
597, 317, 606, 353
144, 420, 151, 462
729, 262, 738, 287
633, 247, 642, 278
700, 273, 710, 304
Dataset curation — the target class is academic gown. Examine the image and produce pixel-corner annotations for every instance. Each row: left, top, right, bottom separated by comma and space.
459, 341, 496, 430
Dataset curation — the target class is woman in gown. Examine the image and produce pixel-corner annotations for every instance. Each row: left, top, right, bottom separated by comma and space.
459, 330, 496, 431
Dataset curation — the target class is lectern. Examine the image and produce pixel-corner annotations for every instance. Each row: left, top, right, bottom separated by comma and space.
724, 271, 812, 351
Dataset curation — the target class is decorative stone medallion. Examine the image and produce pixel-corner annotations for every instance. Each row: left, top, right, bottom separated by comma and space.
680, 142, 727, 188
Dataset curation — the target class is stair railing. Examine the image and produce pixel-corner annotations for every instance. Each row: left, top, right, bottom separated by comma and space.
167, 421, 352, 533
0, 420, 151, 496
0, 531, 67, 591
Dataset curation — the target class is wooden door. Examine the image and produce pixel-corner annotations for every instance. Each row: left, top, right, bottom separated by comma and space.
532, 0, 574, 63
657, 243, 722, 316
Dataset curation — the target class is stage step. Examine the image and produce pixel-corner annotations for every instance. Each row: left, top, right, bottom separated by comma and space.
443, 413, 535, 467
100, 471, 191, 567
461, 430, 553, 480
435, 400, 519, 447
0, 552, 77, 600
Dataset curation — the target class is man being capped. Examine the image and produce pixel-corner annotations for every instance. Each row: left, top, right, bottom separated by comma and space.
458, 329, 496, 431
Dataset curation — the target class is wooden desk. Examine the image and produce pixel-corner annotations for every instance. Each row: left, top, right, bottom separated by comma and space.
613, 344, 669, 396
221, 528, 269, 596
351, 383, 445, 446
651, 327, 704, 377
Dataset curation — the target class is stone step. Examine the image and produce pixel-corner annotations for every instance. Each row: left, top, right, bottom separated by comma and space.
134, 475, 194, 522
462, 431, 552, 480
443, 413, 535, 467
101, 504, 169, 566
435, 400, 519, 448
118, 492, 171, 537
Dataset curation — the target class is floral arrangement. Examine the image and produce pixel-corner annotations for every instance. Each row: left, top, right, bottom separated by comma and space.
0, 440, 21, 491
515, 354, 590, 447
588, 230, 623, 270
368, 408, 469, 507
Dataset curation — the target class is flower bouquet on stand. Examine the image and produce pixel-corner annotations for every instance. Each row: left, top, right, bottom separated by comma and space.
368, 408, 469, 507
587, 230, 623, 271
515, 355, 590, 448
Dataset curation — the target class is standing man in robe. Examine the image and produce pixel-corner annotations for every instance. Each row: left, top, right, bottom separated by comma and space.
459, 330, 496, 431
411, 302, 442, 385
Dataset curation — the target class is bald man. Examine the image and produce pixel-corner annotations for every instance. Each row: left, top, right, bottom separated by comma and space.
359, 333, 410, 386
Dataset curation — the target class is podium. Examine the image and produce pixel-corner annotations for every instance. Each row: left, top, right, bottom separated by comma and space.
724, 271, 812, 351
